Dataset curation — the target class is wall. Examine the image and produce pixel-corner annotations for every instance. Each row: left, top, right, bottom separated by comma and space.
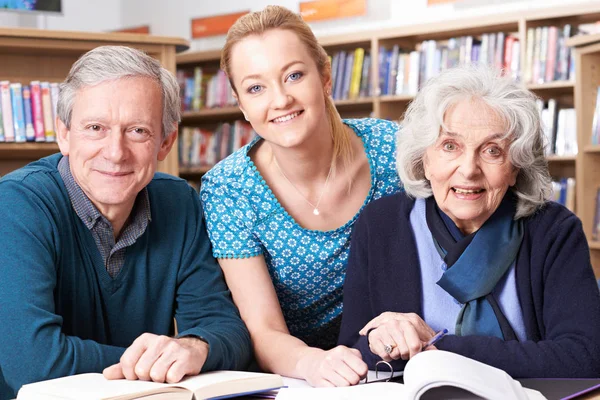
0, 0, 122, 32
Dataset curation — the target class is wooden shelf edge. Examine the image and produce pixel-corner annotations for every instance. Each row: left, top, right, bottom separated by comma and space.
584, 145, 600, 153
526, 81, 574, 91
566, 32, 600, 48
379, 94, 415, 102
334, 97, 374, 106
177, 49, 222, 64
546, 155, 577, 162
181, 106, 242, 119
0, 142, 59, 150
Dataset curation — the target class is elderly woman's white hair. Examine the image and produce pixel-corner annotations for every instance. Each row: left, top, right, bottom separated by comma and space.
57, 46, 181, 139
397, 65, 552, 219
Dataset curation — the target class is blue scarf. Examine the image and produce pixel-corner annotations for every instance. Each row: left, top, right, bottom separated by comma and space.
425, 193, 523, 340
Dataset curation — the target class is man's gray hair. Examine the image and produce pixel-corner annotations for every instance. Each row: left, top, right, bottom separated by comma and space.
57, 45, 180, 138
397, 65, 552, 218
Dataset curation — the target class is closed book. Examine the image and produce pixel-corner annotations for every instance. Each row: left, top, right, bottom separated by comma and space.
40, 82, 55, 142
349, 47, 364, 99
22, 85, 35, 142
1, 81, 14, 142
17, 370, 284, 400
30, 81, 45, 142
10, 83, 26, 142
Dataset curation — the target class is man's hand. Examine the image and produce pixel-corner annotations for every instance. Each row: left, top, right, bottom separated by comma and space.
103, 333, 209, 383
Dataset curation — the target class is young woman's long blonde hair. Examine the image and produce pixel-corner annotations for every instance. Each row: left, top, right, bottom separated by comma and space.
220, 5, 353, 176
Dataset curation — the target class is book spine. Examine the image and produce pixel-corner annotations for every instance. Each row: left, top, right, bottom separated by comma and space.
41, 82, 55, 142
30, 81, 46, 142
50, 83, 59, 134
349, 47, 364, 99
1, 81, 15, 142
22, 84, 35, 142
11, 83, 27, 142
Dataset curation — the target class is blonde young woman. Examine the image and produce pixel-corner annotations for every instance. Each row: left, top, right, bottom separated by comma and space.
200, 6, 401, 387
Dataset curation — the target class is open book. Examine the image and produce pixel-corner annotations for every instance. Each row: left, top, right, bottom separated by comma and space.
276, 350, 546, 400
17, 370, 284, 400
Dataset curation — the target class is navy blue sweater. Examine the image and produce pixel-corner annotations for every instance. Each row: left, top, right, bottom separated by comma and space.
0, 154, 251, 400
339, 192, 600, 378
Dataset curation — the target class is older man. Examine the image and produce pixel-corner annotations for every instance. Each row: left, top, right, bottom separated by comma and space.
0, 46, 250, 399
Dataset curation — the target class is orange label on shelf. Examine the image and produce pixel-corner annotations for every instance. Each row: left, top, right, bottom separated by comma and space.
191, 11, 249, 39
427, 0, 456, 5
114, 25, 150, 34
299, 0, 366, 22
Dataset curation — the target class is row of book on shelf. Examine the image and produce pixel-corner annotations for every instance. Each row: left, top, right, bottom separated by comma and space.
523, 24, 575, 85
178, 68, 237, 112
551, 177, 576, 212
379, 33, 520, 97
0, 81, 59, 143
538, 98, 577, 156
179, 120, 256, 168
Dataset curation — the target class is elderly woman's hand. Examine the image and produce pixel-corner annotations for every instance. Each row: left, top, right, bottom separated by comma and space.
359, 312, 436, 361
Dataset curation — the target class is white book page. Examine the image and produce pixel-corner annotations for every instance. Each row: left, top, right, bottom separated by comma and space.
17, 373, 180, 400
404, 351, 530, 400
275, 382, 407, 400
174, 371, 279, 392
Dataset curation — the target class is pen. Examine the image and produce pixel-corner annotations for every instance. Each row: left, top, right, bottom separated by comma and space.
422, 328, 448, 350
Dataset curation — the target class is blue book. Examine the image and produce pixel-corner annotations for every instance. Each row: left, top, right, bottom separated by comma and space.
10, 83, 26, 143
22, 84, 35, 142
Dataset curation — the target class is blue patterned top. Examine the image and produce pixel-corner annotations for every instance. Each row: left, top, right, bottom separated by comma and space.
200, 118, 402, 349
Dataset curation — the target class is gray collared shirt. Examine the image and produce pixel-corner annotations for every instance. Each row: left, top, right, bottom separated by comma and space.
58, 156, 151, 278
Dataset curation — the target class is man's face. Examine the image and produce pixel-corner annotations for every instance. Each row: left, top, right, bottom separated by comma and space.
57, 76, 176, 218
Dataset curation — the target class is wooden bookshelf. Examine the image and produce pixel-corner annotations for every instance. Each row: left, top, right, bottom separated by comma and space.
174, 5, 600, 276
570, 34, 600, 277
0, 27, 188, 177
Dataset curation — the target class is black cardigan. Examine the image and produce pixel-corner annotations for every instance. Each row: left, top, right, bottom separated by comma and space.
338, 192, 600, 378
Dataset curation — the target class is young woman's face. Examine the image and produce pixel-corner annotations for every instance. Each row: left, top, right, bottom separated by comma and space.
229, 28, 330, 149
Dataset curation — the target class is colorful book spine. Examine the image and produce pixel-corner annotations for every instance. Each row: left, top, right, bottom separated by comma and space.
10, 83, 26, 142
22, 85, 35, 142
1, 81, 15, 142
30, 81, 45, 142
40, 82, 55, 142
349, 48, 364, 99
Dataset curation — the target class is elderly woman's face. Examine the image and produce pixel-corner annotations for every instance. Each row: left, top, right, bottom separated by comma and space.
423, 99, 518, 235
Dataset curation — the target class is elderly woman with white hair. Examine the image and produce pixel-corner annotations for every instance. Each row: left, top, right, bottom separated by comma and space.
338, 66, 600, 378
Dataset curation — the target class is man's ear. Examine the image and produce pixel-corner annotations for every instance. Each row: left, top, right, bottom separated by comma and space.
158, 126, 178, 161
56, 117, 70, 156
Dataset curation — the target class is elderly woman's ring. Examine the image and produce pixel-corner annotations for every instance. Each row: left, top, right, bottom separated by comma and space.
384, 344, 396, 354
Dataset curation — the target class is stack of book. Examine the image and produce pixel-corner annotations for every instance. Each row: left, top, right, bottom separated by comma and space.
0, 80, 59, 143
